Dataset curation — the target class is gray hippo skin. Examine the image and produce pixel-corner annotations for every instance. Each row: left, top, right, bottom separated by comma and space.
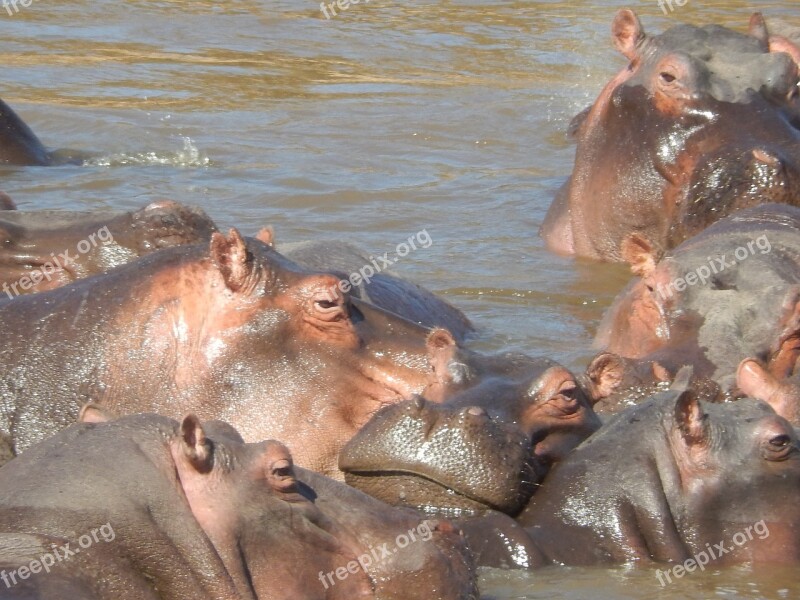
278, 237, 474, 343
0, 229, 472, 477
518, 370, 800, 568
540, 9, 800, 261
0, 99, 52, 166
595, 204, 800, 411
339, 354, 620, 569
0, 410, 477, 599
0, 200, 217, 296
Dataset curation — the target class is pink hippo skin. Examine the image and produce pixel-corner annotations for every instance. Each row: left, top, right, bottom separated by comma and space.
0, 229, 470, 477
540, 9, 800, 261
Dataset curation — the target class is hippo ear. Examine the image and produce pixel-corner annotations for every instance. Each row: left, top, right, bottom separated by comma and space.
768, 289, 800, 378
672, 367, 708, 446
584, 352, 625, 404
78, 402, 114, 424
620, 233, 659, 278
210, 229, 253, 293
255, 227, 275, 248
748, 13, 770, 50
180, 414, 213, 472
426, 329, 463, 384
737, 358, 778, 399
612, 9, 645, 61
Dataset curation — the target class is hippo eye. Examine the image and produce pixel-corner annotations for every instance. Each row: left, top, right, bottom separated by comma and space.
660, 72, 677, 84
769, 434, 791, 449
268, 458, 298, 492
559, 385, 577, 400
273, 465, 293, 478
762, 432, 795, 461
315, 299, 339, 311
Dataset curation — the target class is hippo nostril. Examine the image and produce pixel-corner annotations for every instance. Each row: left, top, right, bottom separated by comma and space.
752, 148, 781, 168
464, 406, 487, 418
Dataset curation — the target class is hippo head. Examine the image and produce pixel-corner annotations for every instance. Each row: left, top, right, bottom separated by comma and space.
75, 408, 477, 600
541, 9, 800, 261
339, 355, 606, 516
102, 229, 467, 478
664, 385, 800, 563
596, 205, 800, 392
0, 201, 217, 295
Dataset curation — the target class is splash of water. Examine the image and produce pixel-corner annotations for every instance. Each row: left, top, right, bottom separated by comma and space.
85, 136, 211, 168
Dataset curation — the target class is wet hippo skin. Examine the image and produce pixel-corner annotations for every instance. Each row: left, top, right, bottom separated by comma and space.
540, 10, 800, 262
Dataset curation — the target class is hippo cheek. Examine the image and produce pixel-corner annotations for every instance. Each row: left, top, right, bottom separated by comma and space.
242, 508, 376, 600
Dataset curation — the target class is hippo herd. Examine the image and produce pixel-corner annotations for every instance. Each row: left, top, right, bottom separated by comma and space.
1, 8, 800, 600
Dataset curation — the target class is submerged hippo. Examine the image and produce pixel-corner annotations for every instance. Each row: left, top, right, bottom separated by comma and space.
519, 369, 800, 568
339, 353, 620, 517
0, 409, 476, 599
541, 10, 800, 261
0, 201, 217, 297
0, 229, 466, 476
0, 98, 85, 166
596, 204, 800, 401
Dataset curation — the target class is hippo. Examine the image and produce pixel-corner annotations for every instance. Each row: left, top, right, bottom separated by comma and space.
0, 192, 15, 211
277, 237, 474, 343
0, 201, 217, 298
0, 409, 477, 599
0, 229, 465, 476
0, 98, 86, 166
339, 353, 620, 516
595, 204, 800, 405
518, 368, 800, 570
540, 10, 800, 262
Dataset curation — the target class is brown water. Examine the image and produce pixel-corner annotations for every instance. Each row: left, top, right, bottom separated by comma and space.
2, 0, 798, 597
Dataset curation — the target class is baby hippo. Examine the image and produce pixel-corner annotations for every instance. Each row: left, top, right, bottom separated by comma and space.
0, 408, 476, 600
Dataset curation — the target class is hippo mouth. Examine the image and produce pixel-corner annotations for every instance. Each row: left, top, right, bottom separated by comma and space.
342, 468, 539, 517
0, 250, 77, 291
339, 397, 543, 516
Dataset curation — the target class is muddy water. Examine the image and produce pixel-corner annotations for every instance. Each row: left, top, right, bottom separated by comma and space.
1, 0, 798, 597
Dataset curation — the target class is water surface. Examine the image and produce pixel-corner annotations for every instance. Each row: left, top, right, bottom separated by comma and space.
1, 0, 797, 597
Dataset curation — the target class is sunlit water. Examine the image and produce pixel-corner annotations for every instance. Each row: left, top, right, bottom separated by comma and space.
1, 0, 798, 597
